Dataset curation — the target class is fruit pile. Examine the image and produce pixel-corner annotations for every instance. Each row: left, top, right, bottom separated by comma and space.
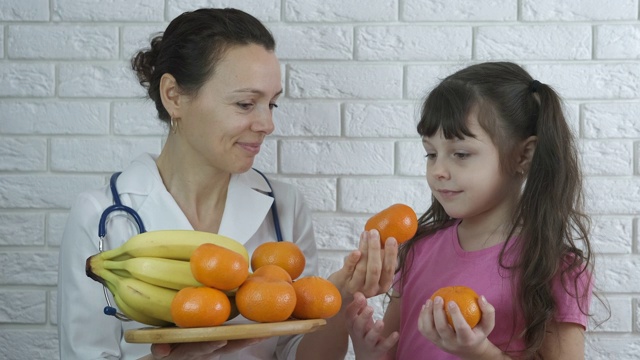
86, 230, 341, 328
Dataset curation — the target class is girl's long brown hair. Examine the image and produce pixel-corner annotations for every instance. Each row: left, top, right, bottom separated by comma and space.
397, 62, 596, 359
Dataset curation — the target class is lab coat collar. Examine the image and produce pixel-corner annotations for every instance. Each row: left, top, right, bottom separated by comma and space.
117, 153, 274, 245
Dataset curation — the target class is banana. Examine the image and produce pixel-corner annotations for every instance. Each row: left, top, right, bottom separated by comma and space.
95, 230, 249, 263
101, 257, 202, 290
99, 268, 177, 324
112, 291, 173, 327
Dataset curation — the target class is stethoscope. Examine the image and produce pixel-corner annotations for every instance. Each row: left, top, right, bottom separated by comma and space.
98, 168, 282, 321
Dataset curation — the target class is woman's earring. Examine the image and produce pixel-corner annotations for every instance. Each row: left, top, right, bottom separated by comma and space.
170, 115, 178, 134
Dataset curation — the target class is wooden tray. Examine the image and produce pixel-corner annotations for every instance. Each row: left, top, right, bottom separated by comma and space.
124, 319, 327, 343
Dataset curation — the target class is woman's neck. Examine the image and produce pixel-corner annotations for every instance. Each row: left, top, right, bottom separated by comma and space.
156, 139, 230, 233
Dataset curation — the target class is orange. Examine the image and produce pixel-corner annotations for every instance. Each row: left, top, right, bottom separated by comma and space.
365, 203, 418, 246
430, 285, 481, 329
251, 264, 293, 284
251, 241, 306, 280
170, 287, 231, 328
235, 276, 296, 323
190, 243, 249, 291
291, 276, 342, 320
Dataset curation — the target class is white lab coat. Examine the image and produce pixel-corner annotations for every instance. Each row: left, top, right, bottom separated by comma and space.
57, 153, 319, 360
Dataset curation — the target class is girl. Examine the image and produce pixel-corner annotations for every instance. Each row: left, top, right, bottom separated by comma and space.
346, 62, 594, 359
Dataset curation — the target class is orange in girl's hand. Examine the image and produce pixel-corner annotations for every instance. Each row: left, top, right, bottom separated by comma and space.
251, 241, 306, 280
170, 287, 231, 328
235, 276, 297, 323
251, 264, 293, 283
291, 276, 342, 320
430, 285, 481, 329
365, 203, 418, 246
190, 243, 249, 291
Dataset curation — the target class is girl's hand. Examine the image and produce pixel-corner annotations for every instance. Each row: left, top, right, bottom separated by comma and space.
328, 230, 398, 301
345, 292, 398, 360
149, 338, 266, 359
418, 295, 496, 359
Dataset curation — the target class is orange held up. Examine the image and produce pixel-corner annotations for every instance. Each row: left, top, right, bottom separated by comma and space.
365, 203, 418, 246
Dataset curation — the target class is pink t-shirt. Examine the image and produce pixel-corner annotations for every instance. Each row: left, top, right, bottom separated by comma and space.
394, 221, 592, 359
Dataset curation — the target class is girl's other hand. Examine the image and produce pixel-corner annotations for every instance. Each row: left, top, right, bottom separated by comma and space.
345, 292, 398, 360
329, 230, 398, 302
149, 338, 266, 359
417, 295, 496, 359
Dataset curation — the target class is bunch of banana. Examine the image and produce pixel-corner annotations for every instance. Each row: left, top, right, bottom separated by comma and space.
86, 230, 247, 326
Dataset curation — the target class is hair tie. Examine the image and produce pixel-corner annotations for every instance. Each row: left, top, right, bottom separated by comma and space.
529, 80, 541, 93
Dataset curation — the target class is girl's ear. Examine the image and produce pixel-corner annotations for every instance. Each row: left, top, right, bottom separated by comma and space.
517, 136, 537, 174
159, 73, 182, 118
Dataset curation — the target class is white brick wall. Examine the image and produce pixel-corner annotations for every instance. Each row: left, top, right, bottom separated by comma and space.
0, 1, 638, 359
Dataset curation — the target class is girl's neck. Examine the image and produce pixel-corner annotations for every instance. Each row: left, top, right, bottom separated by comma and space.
156, 138, 230, 233
456, 208, 517, 252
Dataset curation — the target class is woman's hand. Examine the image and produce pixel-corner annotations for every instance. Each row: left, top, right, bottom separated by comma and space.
345, 292, 398, 360
417, 295, 497, 359
328, 230, 398, 301
148, 338, 266, 359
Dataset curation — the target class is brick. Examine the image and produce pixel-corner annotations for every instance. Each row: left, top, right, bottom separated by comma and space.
340, 178, 430, 213
584, 103, 640, 139
0, 252, 58, 285
596, 25, 640, 60
0, 330, 58, 359
316, 252, 348, 279
0, 175, 104, 209
52, 0, 164, 21
58, 63, 144, 98
0, 137, 47, 171
0, 101, 109, 135
47, 213, 68, 248
270, 25, 353, 60
580, 140, 633, 176
50, 138, 161, 172
522, 0, 637, 21
122, 25, 166, 60
476, 25, 591, 60
590, 217, 633, 254
49, 290, 57, 325
8, 25, 118, 60
277, 177, 337, 212
168, 0, 280, 22
288, 64, 402, 99
344, 103, 418, 137
636, 298, 640, 331
0, 0, 49, 21
0, 27, 4, 58
525, 63, 640, 100
589, 296, 633, 332
113, 101, 167, 136
402, 0, 516, 21
357, 25, 470, 61
585, 178, 640, 214
0, 290, 47, 324
397, 140, 426, 176
585, 336, 640, 358
594, 255, 640, 293
280, 141, 394, 175
0, 64, 54, 97
273, 101, 341, 137
406, 63, 467, 99
285, 0, 397, 22
0, 213, 45, 246
313, 214, 362, 250
252, 139, 277, 174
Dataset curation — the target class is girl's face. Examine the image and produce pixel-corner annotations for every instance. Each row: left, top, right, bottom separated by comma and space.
423, 110, 522, 225
178, 44, 282, 174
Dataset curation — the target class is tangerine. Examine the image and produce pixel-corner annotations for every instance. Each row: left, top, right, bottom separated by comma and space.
430, 285, 481, 329
251, 241, 306, 280
251, 264, 293, 284
291, 276, 342, 320
365, 203, 418, 246
190, 243, 249, 291
235, 276, 296, 323
170, 287, 231, 328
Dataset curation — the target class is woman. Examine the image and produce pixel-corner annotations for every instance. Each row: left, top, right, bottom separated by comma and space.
57, 8, 397, 360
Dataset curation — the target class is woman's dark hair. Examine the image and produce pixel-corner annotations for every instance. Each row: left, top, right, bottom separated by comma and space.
397, 62, 598, 358
131, 8, 276, 122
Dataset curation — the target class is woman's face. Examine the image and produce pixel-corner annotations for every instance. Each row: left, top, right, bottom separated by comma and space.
178, 44, 282, 174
